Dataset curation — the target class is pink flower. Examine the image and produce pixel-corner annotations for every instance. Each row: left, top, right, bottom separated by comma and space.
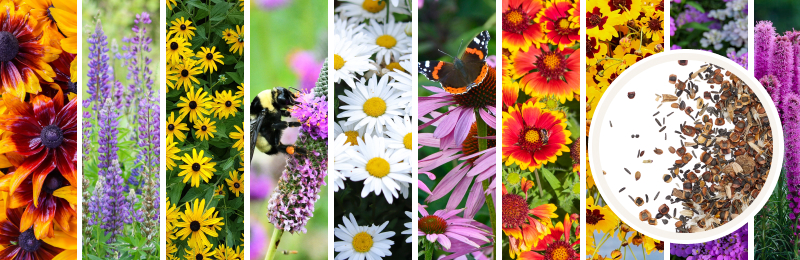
418, 207, 492, 250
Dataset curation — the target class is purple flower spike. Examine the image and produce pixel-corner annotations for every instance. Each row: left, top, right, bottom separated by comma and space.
754, 21, 775, 80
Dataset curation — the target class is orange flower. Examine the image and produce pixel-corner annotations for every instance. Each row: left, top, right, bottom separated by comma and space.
502, 183, 557, 258
502, 0, 544, 52
519, 214, 580, 260
0, 0, 58, 100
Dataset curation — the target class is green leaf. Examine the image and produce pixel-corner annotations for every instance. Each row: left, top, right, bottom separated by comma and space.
540, 168, 561, 190
186, 0, 209, 12
684, 1, 705, 13
226, 71, 243, 84
682, 22, 711, 32
210, 2, 232, 23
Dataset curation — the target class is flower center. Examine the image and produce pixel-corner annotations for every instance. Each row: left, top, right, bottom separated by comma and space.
648, 16, 662, 32
201, 125, 207, 131
376, 35, 397, 49
462, 122, 496, 164
180, 24, 187, 30
361, 0, 385, 13
366, 157, 390, 178
334, 54, 346, 70
170, 42, 179, 50
0, 31, 19, 62
453, 68, 495, 108
351, 232, 374, 253
18, 228, 41, 253
502, 6, 530, 34
386, 62, 404, 72
234, 182, 240, 188
46, 6, 54, 22
181, 69, 189, 77
558, 18, 570, 31
192, 163, 201, 172
362, 97, 386, 117
586, 208, 605, 225
536, 50, 566, 81
190, 220, 201, 231
205, 52, 213, 60
43, 172, 65, 194
238, 37, 243, 43
520, 128, 545, 152
609, 0, 632, 12
403, 133, 412, 150
544, 240, 575, 260
344, 130, 360, 146
168, 124, 175, 131
40, 125, 64, 149
419, 215, 447, 234
189, 101, 198, 109
502, 193, 529, 227
196, 254, 203, 260
587, 7, 606, 29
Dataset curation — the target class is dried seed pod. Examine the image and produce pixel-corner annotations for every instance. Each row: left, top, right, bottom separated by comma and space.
672, 188, 685, 199
658, 204, 669, 214
715, 117, 725, 126
663, 174, 673, 183
669, 147, 676, 153
635, 197, 645, 206
663, 94, 678, 102
648, 218, 658, 225
628, 91, 636, 99
654, 148, 663, 155
640, 210, 652, 221
681, 153, 693, 164
677, 147, 687, 156
679, 60, 688, 66
635, 171, 641, 181
669, 74, 678, 84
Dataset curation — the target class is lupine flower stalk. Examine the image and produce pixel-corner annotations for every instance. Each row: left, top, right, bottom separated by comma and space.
102, 159, 131, 243
87, 21, 110, 107
265, 59, 328, 260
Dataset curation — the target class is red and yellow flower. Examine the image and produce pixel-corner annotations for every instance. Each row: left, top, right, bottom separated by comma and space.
502, 0, 544, 52
502, 183, 558, 259
502, 101, 571, 170
542, 1, 579, 48
519, 214, 579, 260
512, 45, 579, 103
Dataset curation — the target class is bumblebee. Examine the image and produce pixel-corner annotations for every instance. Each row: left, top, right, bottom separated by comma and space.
249, 87, 306, 160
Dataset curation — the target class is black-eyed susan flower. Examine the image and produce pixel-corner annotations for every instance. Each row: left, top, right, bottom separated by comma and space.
212, 90, 240, 119
175, 198, 224, 248
221, 28, 238, 43
235, 83, 244, 98
166, 112, 189, 142
166, 200, 178, 231
229, 25, 244, 55
50, 0, 77, 54
177, 86, 212, 123
28, 0, 64, 49
193, 116, 217, 141
184, 243, 215, 260
225, 171, 243, 197
169, 17, 196, 40
196, 46, 224, 73
168, 58, 201, 91
229, 125, 243, 151
206, 211, 224, 233
167, 0, 177, 10
214, 184, 225, 196
166, 37, 190, 64
178, 148, 216, 187
213, 244, 235, 260
166, 140, 181, 171
0, 208, 63, 259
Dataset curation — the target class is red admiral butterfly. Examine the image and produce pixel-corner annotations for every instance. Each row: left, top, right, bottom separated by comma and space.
419, 30, 490, 95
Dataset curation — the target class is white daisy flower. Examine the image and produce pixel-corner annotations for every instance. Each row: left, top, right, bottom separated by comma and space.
333, 34, 376, 88
360, 17, 411, 65
345, 135, 412, 204
332, 133, 353, 192
387, 59, 412, 96
334, 213, 395, 260
337, 74, 405, 135
402, 211, 412, 243
334, 120, 367, 146
335, 0, 410, 21
335, 14, 366, 40
385, 116, 412, 163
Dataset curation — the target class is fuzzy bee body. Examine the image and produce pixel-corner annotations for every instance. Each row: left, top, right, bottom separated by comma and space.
250, 87, 305, 159
539, 129, 550, 145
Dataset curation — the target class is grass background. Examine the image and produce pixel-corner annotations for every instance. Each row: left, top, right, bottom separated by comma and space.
249, 0, 328, 259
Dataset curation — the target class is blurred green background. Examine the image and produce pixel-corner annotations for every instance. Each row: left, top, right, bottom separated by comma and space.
82, 0, 160, 95
418, 0, 496, 258
249, 0, 327, 259
755, 0, 800, 33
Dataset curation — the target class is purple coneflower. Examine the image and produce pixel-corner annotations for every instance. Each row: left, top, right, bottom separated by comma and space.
418, 207, 491, 250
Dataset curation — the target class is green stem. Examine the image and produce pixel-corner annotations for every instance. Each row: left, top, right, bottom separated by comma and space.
641, 241, 646, 260
424, 240, 434, 260
534, 169, 543, 197
628, 243, 638, 260
591, 226, 617, 259
265, 228, 284, 260
474, 109, 495, 260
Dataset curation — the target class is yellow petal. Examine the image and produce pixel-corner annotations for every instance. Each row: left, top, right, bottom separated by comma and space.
53, 186, 76, 205
42, 230, 77, 250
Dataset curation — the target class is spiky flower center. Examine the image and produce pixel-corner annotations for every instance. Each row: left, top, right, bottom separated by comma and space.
334, 54, 346, 70
648, 16, 662, 32
419, 215, 447, 234
43, 172, 65, 194
170, 42, 179, 50
386, 62, 404, 72
361, 0, 386, 13
502, 6, 530, 34
41, 125, 64, 149
544, 239, 574, 260
587, 7, 606, 29
586, 209, 605, 225
352, 232, 374, 253
344, 130, 360, 146
189, 101, 198, 109
453, 69, 495, 108
403, 133, 412, 150
557, 18, 571, 32
462, 122, 497, 164
536, 51, 566, 81
520, 128, 545, 152
205, 52, 213, 60
0, 31, 19, 62
192, 163, 201, 172
502, 193, 529, 227
366, 157, 390, 178
363, 97, 387, 117
18, 228, 41, 253
181, 69, 189, 77
190, 221, 201, 231
376, 35, 397, 49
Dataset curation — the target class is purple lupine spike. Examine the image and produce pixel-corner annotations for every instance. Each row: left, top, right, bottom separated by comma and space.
755, 21, 775, 80
87, 21, 110, 106
97, 98, 119, 179
102, 159, 131, 242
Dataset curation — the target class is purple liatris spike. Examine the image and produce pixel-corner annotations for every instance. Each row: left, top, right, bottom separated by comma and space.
784, 93, 800, 185
771, 36, 795, 97
760, 74, 783, 117
755, 20, 775, 80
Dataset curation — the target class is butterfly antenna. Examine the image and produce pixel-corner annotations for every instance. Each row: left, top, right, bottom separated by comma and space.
438, 49, 454, 59
458, 39, 464, 53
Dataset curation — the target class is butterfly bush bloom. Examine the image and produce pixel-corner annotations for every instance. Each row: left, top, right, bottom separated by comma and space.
267, 59, 329, 233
